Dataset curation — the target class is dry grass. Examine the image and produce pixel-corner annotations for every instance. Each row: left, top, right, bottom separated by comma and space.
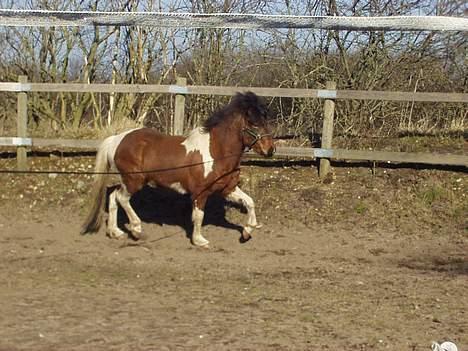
29, 117, 142, 140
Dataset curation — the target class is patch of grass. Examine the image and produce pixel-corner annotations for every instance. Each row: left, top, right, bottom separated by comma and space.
416, 185, 450, 207
396, 135, 465, 153
355, 201, 368, 214
333, 135, 465, 154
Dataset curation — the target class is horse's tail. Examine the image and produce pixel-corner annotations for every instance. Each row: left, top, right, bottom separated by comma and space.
80, 137, 112, 234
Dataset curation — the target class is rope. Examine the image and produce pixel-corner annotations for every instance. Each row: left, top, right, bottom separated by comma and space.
0, 151, 247, 176
0, 10, 466, 31
0, 128, 274, 176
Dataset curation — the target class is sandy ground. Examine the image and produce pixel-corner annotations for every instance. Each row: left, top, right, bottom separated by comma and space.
0, 155, 467, 350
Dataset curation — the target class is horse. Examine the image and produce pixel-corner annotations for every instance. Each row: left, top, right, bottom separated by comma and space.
81, 92, 276, 247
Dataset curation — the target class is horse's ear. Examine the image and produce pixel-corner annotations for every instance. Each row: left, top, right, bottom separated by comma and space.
245, 92, 268, 124
246, 92, 263, 109
233, 91, 268, 124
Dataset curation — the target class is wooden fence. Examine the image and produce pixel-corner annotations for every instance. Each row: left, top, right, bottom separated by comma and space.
0, 76, 467, 176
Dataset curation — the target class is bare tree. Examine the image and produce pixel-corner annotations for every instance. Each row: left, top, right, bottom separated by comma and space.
0, 0, 464, 138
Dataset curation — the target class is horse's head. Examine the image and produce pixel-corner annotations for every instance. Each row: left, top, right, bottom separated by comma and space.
237, 92, 276, 157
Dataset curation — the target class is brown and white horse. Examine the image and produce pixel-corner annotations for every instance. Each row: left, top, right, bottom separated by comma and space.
81, 92, 275, 247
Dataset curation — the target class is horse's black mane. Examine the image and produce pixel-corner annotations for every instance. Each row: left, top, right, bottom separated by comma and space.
203, 92, 267, 131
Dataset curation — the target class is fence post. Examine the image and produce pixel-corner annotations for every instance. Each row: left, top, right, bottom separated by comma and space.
173, 76, 187, 135
319, 81, 336, 178
17, 75, 28, 171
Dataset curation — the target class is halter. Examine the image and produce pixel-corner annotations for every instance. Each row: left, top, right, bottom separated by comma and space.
242, 127, 272, 150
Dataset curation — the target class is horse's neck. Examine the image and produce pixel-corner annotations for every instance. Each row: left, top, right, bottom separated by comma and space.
210, 121, 244, 167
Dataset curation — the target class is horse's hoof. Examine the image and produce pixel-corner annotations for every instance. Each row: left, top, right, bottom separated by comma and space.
192, 241, 211, 249
130, 230, 143, 240
126, 224, 143, 239
133, 232, 147, 241
254, 223, 263, 229
240, 229, 252, 243
192, 237, 210, 248
107, 231, 127, 240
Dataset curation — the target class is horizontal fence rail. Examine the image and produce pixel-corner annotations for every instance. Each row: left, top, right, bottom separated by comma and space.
0, 10, 466, 31
0, 138, 467, 168
1, 78, 467, 173
0, 82, 467, 103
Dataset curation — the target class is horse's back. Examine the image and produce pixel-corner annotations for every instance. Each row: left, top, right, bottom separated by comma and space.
115, 127, 185, 165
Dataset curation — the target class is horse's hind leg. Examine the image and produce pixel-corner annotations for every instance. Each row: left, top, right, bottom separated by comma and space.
107, 187, 126, 239
191, 198, 210, 248
116, 185, 143, 239
225, 186, 262, 240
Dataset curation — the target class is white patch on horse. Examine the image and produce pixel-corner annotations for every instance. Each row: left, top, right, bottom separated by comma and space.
147, 181, 186, 194
169, 182, 187, 194
182, 127, 213, 178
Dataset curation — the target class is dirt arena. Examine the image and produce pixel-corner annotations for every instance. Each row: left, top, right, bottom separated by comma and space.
0, 154, 466, 350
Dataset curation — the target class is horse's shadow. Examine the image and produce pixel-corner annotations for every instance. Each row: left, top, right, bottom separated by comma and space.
107, 185, 244, 241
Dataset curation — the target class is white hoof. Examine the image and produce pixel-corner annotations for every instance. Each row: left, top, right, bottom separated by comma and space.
107, 229, 127, 240
253, 223, 263, 229
192, 236, 210, 248
244, 223, 263, 234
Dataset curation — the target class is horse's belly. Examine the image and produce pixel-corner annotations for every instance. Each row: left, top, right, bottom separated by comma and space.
148, 180, 187, 194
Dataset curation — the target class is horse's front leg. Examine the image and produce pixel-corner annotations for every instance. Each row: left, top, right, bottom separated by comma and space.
191, 197, 210, 248
225, 186, 262, 241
